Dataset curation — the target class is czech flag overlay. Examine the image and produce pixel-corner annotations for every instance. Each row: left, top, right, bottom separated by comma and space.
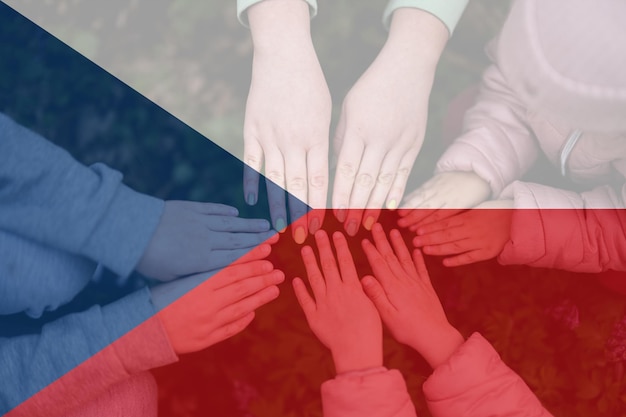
1, 2, 626, 417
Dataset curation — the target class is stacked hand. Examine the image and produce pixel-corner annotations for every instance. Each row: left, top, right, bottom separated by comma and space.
151, 243, 283, 354
137, 201, 278, 281
411, 200, 514, 267
398, 171, 492, 230
361, 224, 464, 368
293, 231, 383, 374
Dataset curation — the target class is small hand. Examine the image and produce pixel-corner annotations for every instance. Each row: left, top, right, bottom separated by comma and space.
151, 244, 283, 354
361, 224, 463, 369
412, 200, 514, 267
137, 201, 278, 281
398, 171, 492, 229
293, 230, 383, 374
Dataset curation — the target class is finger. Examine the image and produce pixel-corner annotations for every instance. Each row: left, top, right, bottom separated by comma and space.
292, 277, 317, 318
361, 238, 396, 294
216, 270, 285, 306
344, 150, 384, 236
332, 140, 364, 223
411, 249, 430, 279
176, 201, 240, 216
207, 247, 275, 271
397, 206, 443, 229
371, 223, 406, 279
411, 249, 435, 289
409, 209, 465, 231
264, 148, 288, 233
314, 230, 341, 287
230, 243, 273, 265
217, 285, 280, 324
301, 245, 326, 299
285, 149, 309, 244
412, 227, 466, 248
443, 250, 486, 267
388, 229, 418, 277
361, 208, 381, 232
205, 216, 271, 233
422, 239, 475, 256
209, 311, 256, 346
243, 138, 264, 206
306, 145, 329, 235
414, 214, 466, 236
212, 231, 278, 250
361, 275, 395, 316
385, 149, 418, 210
209, 259, 275, 289
332, 231, 359, 285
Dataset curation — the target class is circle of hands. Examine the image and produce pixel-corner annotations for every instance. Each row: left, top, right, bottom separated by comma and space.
144, 201, 465, 373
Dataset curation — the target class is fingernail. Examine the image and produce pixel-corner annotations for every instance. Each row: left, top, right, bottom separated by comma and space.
336, 206, 347, 222
275, 217, 286, 233
294, 227, 306, 244
387, 199, 397, 210
413, 237, 422, 247
246, 192, 257, 206
346, 220, 358, 237
362, 276, 375, 287
363, 216, 375, 231
309, 217, 321, 234
229, 207, 239, 216
262, 261, 273, 272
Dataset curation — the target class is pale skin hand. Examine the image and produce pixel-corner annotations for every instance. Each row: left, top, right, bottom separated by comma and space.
332, 8, 448, 236
398, 171, 492, 230
293, 231, 383, 374
244, 0, 331, 244
361, 223, 464, 369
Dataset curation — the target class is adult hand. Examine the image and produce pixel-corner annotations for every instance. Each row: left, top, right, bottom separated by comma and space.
293, 230, 383, 374
332, 8, 448, 236
244, 0, 331, 244
397, 171, 492, 230
412, 200, 514, 267
361, 223, 464, 369
152, 245, 284, 354
137, 201, 278, 282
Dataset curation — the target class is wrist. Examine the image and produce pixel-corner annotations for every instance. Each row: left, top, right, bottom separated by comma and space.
248, 0, 313, 52
331, 344, 383, 375
408, 325, 464, 369
385, 8, 448, 67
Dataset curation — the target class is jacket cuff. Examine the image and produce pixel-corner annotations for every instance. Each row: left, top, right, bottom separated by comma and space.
383, 0, 469, 34
102, 287, 178, 375
81, 171, 164, 280
497, 181, 547, 266
321, 368, 415, 417
237, 0, 318, 28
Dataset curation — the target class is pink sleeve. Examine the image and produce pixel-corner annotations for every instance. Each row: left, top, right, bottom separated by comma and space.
497, 180, 626, 272
424, 333, 553, 417
436, 64, 539, 197
321, 367, 418, 417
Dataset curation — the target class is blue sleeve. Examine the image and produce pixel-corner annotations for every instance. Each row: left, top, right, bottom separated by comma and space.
0, 287, 177, 416
0, 112, 164, 278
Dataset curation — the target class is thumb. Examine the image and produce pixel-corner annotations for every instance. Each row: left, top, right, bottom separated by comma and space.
361, 275, 393, 314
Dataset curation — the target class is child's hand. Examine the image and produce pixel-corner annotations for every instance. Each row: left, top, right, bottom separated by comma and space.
361, 224, 464, 369
137, 201, 278, 282
293, 231, 383, 374
412, 200, 513, 267
397, 171, 491, 229
152, 244, 284, 354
